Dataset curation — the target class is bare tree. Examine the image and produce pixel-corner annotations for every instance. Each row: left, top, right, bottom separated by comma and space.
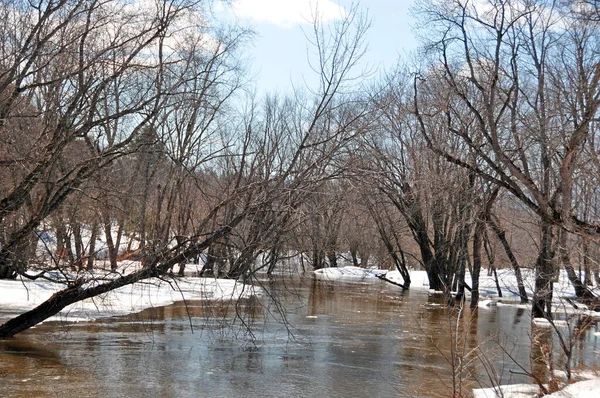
0, 0, 199, 278
413, 0, 600, 316
0, 4, 372, 337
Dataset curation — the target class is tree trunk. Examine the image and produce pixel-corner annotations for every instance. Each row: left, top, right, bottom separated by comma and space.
266, 243, 282, 276
87, 222, 98, 271
114, 219, 125, 266
326, 250, 337, 267
0, 215, 244, 337
72, 222, 84, 271
532, 221, 554, 319
175, 235, 186, 277
201, 244, 217, 276
102, 214, 118, 271
455, 259, 466, 302
0, 285, 87, 338
350, 248, 359, 268
312, 247, 325, 269
557, 229, 594, 299
489, 217, 528, 303
581, 239, 593, 286
392, 250, 411, 289
227, 246, 256, 279
484, 231, 502, 297
470, 219, 485, 308
27, 230, 40, 265
61, 226, 75, 270
0, 258, 17, 279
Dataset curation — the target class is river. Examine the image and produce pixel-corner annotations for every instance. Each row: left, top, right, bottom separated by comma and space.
1, 277, 599, 397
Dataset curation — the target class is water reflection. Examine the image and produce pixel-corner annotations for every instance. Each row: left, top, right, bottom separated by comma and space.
1, 278, 599, 397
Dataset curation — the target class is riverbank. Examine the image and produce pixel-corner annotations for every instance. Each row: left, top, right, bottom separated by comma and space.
315, 266, 600, 316
473, 375, 600, 397
0, 261, 259, 324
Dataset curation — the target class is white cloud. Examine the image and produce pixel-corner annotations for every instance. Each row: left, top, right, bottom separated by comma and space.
230, 0, 347, 28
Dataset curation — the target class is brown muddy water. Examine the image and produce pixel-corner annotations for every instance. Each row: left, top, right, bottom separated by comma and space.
1, 278, 599, 397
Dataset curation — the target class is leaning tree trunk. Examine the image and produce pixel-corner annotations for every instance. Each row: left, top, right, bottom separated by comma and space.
0, 216, 243, 338
228, 243, 259, 279
557, 228, 594, 299
379, 230, 411, 289
489, 217, 528, 303
266, 242, 282, 276
392, 250, 411, 289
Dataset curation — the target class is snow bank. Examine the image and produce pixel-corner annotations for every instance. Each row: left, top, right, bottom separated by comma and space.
386, 269, 430, 287
312, 266, 431, 286
0, 264, 260, 324
313, 266, 387, 282
473, 375, 600, 397
311, 266, 598, 306
473, 383, 540, 398
546, 377, 600, 397
313, 266, 600, 319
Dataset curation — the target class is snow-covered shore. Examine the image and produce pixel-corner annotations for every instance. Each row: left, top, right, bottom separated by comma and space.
314, 266, 600, 315
473, 376, 600, 398
0, 261, 260, 324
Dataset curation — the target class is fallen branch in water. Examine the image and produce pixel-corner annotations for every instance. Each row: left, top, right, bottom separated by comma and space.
376, 273, 408, 290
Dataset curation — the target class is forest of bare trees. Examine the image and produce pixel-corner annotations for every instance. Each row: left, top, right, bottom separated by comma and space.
2, 0, 600, 337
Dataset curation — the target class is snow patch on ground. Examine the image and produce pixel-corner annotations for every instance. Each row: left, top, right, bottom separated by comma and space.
313, 266, 430, 287
473, 377, 600, 398
386, 270, 430, 287
473, 383, 540, 398
546, 378, 600, 397
0, 263, 260, 324
313, 266, 387, 282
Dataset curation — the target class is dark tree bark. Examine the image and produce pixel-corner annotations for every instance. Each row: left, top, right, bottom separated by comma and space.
581, 239, 592, 286
72, 222, 84, 271
102, 213, 118, 271
471, 222, 484, 308
470, 188, 498, 308
488, 217, 528, 303
201, 244, 217, 276
557, 228, 594, 299
350, 248, 360, 267
312, 247, 326, 270
326, 250, 338, 268
532, 221, 555, 318
87, 221, 98, 271
266, 241, 282, 276
483, 230, 502, 297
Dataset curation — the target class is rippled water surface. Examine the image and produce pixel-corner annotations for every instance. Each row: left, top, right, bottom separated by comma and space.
2, 278, 599, 397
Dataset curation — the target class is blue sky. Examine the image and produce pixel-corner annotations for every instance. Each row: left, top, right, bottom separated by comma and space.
217, 0, 418, 95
